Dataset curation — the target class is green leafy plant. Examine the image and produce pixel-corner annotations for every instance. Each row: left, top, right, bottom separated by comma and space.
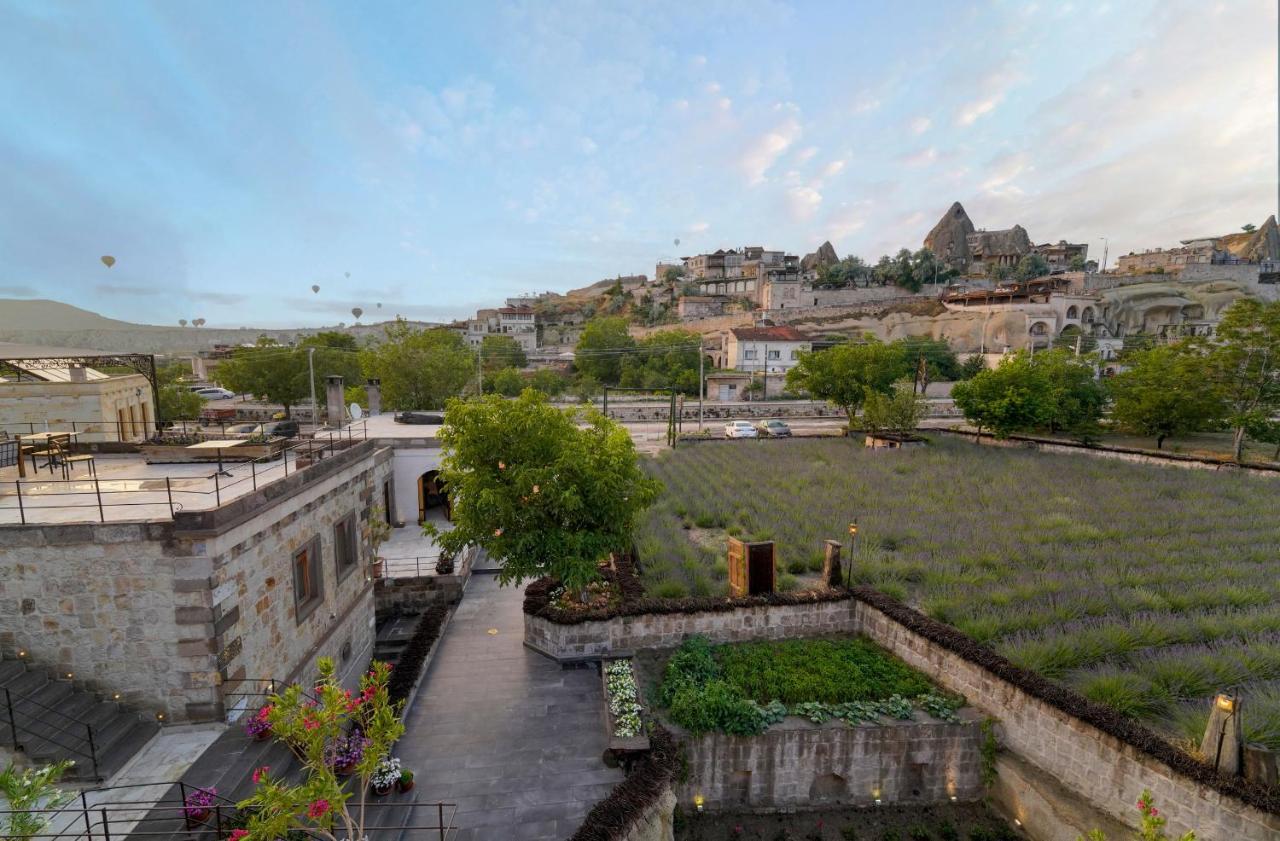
0, 760, 74, 840
1077, 790, 1195, 840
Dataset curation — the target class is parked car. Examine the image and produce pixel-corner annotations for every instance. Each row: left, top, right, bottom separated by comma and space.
756, 419, 792, 438
724, 421, 758, 439
257, 419, 300, 439
195, 387, 235, 400
224, 423, 260, 435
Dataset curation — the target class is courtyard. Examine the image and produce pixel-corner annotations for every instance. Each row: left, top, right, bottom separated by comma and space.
636, 436, 1280, 752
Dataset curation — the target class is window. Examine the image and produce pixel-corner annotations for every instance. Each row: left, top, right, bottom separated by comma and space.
293, 538, 323, 621
744, 349, 758, 360
767, 350, 780, 360
790, 350, 800, 360
334, 513, 358, 579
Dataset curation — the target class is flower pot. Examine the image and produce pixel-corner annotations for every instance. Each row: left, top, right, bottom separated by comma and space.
186, 809, 211, 823
333, 763, 356, 777
372, 783, 392, 797
397, 778, 414, 793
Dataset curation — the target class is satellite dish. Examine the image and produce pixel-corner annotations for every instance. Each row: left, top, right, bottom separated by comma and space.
349, 403, 364, 420
311, 284, 320, 294
100, 255, 116, 268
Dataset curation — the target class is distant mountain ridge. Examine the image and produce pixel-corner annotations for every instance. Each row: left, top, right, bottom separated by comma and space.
0, 299, 437, 355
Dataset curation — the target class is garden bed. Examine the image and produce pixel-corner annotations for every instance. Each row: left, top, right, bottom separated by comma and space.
140, 437, 287, 463
635, 436, 1280, 750
601, 658, 649, 752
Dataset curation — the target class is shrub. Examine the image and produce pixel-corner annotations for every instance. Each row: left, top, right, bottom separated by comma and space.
787, 558, 809, 575
651, 580, 688, 599
777, 573, 800, 592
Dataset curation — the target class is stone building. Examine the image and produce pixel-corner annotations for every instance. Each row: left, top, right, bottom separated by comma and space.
924, 201, 1085, 276
1118, 215, 1280, 274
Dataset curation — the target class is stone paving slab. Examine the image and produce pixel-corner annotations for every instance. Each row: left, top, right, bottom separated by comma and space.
399, 569, 622, 841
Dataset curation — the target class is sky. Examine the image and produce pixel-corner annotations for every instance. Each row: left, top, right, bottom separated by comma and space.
0, 0, 1276, 328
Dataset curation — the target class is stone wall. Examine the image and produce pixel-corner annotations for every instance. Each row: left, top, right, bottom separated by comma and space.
0, 443, 393, 721
621, 787, 675, 841
523, 598, 859, 661
676, 717, 982, 811
851, 599, 1280, 841
0, 373, 154, 442
373, 546, 476, 615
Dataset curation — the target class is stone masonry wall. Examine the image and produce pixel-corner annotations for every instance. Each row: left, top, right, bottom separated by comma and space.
523, 599, 859, 660
676, 717, 982, 811
620, 787, 675, 841
0, 522, 207, 717
851, 600, 1280, 841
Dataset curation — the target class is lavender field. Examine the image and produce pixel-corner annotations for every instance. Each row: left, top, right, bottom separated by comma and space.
636, 436, 1280, 751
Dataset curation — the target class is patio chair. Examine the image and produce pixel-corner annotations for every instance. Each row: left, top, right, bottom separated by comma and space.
28, 433, 71, 475
49, 439, 96, 479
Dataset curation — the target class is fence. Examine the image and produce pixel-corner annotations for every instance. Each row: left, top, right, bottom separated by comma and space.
0, 781, 457, 841
380, 553, 448, 579
1, 420, 369, 524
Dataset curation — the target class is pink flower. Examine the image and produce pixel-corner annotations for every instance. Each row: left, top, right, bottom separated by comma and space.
497, 461, 505, 470
307, 799, 330, 818
251, 766, 269, 784
257, 705, 272, 721
494, 528, 503, 537
1150, 808, 1158, 817
230, 830, 249, 840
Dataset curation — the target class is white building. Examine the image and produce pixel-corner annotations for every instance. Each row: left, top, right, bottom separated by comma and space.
722, 325, 810, 374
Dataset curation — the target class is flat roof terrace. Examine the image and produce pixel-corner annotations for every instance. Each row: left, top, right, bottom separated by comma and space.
0, 421, 384, 525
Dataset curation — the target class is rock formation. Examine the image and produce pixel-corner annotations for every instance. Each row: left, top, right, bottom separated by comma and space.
924, 202, 976, 269
801, 240, 839, 272
1218, 215, 1280, 263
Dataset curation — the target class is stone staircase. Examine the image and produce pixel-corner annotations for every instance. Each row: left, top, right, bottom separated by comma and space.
0, 657, 159, 782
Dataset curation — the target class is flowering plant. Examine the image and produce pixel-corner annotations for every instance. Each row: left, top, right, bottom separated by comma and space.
1077, 790, 1196, 841
370, 757, 401, 789
243, 705, 272, 738
604, 660, 643, 738
182, 786, 218, 819
233, 658, 405, 841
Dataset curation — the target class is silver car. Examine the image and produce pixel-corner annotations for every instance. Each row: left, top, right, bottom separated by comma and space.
724, 421, 758, 439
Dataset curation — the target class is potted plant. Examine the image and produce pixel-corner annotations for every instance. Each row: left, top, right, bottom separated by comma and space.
370, 757, 400, 796
368, 506, 392, 579
397, 768, 415, 793
243, 705, 272, 741
323, 730, 369, 776
435, 550, 454, 575
183, 786, 217, 823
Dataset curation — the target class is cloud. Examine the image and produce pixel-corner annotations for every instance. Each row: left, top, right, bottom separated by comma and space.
738, 117, 802, 185
192, 291, 249, 306
688, 221, 710, 234
785, 186, 823, 221
823, 200, 872, 244
899, 147, 938, 168
93, 283, 154, 296
704, 81, 721, 94
795, 146, 818, 164
821, 159, 846, 178
851, 96, 880, 114
578, 137, 598, 155
909, 116, 932, 135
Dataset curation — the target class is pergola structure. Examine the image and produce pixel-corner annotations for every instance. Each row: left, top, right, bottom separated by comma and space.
0, 343, 160, 428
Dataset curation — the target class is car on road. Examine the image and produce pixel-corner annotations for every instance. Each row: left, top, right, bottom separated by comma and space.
224, 422, 260, 435
257, 419, 301, 439
724, 420, 758, 439
756, 419, 792, 438
194, 387, 235, 400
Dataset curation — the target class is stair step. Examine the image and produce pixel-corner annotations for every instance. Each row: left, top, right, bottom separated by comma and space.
94, 719, 160, 779
12, 677, 75, 716
0, 660, 27, 685
5, 669, 51, 698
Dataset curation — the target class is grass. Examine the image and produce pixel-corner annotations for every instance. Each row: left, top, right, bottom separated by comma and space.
637, 436, 1280, 749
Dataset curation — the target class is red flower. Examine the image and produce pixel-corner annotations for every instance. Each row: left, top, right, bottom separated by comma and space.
230, 830, 249, 840
257, 705, 272, 721
307, 799, 330, 818
251, 766, 269, 784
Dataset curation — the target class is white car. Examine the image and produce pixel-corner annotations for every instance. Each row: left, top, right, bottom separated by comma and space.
195, 387, 235, 400
724, 421, 758, 439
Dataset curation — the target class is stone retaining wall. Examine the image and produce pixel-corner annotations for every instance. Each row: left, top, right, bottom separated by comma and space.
620, 788, 675, 841
677, 716, 982, 812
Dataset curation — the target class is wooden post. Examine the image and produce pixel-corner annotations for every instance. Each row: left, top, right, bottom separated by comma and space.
822, 539, 843, 589
1201, 694, 1243, 775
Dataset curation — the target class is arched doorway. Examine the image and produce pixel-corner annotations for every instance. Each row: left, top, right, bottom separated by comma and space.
418, 470, 451, 524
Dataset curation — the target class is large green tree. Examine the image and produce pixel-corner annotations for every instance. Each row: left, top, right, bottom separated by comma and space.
786, 337, 904, 428
575, 316, 636, 384
1107, 344, 1225, 449
218, 337, 359, 418
862, 380, 926, 436
360, 320, 474, 411
1013, 254, 1051, 281
619, 329, 703, 394
952, 352, 1052, 438
1034, 349, 1106, 437
480, 335, 528, 372
1204, 298, 1280, 460
888, 336, 962, 385
427, 391, 662, 591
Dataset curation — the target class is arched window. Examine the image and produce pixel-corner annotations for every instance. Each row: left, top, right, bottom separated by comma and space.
1066, 305, 1079, 319
1081, 307, 1095, 323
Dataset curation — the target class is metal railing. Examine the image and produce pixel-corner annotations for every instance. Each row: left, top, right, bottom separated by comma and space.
1, 685, 101, 780
0, 782, 457, 840
1, 420, 369, 524
379, 553, 448, 579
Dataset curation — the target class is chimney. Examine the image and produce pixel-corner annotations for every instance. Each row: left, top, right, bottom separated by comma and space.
366, 379, 381, 416
325, 375, 345, 427
68, 365, 87, 383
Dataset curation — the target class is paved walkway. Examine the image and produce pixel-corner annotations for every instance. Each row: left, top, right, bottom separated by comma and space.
401, 563, 623, 841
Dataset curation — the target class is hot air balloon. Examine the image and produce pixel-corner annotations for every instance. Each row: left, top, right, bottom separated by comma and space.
193, 318, 206, 327
179, 319, 188, 327
376, 302, 382, 309
311, 284, 320, 294
101, 255, 116, 268
673, 238, 680, 247
344, 272, 350, 279
351, 307, 363, 320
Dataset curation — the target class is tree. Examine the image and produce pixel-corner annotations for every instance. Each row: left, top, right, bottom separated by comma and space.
893, 248, 920, 292
303, 331, 358, 351
1069, 254, 1087, 272
528, 368, 568, 397
1243, 223, 1257, 233
1245, 412, 1280, 461
427, 391, 661, 591
889, 336, 961, 385
663, 266, 686, 284
575, 316, 636, 384
952, 352, 1053, 438
911, 248, 954, 287
360, 320, 474, 411
785, 337, 904, 428
158, 385, 205, 423
862, 380, 926, 436
958, 354, 987, 379
872, 255, 895, 287
1204, 299, 1280, 460
481, 335, 527, 372
1107, 345, 1224, 448
619, 329, 702, 394
1034, 349, 1106, 438
234, 658, 403, 841
489, 367, 525, 397
1013, 254, 1051, 281
219, 343, 358, 419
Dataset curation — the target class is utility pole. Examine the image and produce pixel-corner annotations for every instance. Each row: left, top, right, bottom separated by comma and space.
1099, 236, 1109, 274
308, 347, 317, 431
698, 348, 705, 431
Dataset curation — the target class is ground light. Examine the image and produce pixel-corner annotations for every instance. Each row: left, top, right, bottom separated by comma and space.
693, 795, 704, 813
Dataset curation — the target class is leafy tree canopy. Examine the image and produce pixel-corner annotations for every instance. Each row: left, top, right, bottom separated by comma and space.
480, 334, 528, 372
619, 329, 703, 394
219, 341, 360, 418
528, 368, 568, 397
1203, 298, 1280, 459
785, 336, 904, 427
952, 349, 1103, 440
429, 391, 662, 591
487, 367, 525, 397
359, 319, 474, 411
575, 316, 636, 384
1013, 254, 1051, 281
1107, 344, 1224, 449
862, 380, 926, 436
888, 336, 961, 384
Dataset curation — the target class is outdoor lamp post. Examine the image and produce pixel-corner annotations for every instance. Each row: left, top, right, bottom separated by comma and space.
846, 520, 858, 588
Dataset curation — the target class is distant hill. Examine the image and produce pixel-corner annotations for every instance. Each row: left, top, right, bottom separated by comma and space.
0, 299, 439, 356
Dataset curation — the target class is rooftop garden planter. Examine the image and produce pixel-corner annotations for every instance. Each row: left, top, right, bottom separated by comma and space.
140, 435, 287, 464
602, 658, 649, 752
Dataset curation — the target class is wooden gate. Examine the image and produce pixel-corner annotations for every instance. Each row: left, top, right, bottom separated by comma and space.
728, 537, 776, 597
